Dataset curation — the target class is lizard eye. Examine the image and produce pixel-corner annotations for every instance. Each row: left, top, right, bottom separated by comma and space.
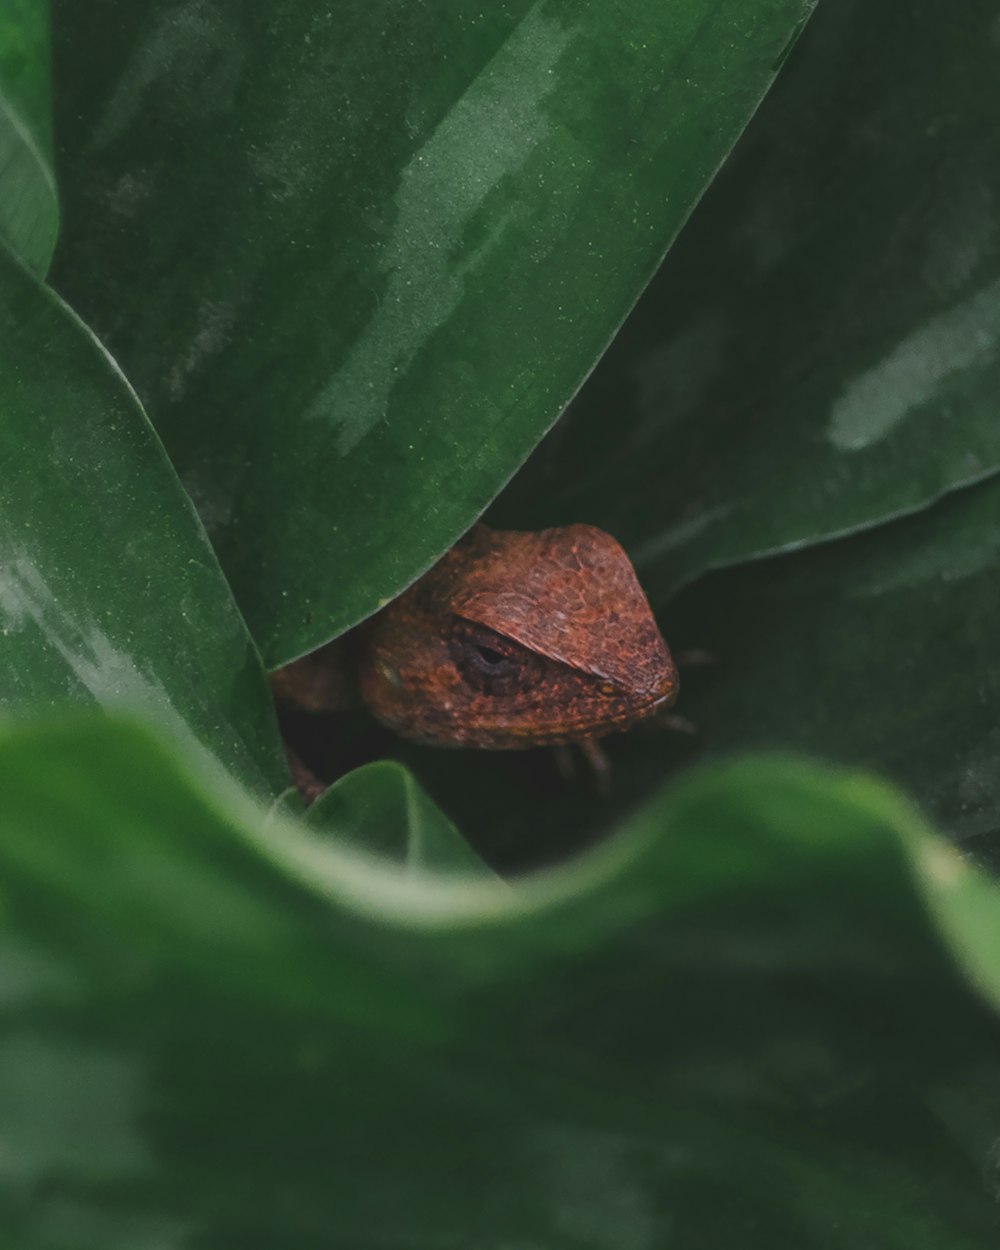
471, 642, 513, 671
448, 620, 533, 694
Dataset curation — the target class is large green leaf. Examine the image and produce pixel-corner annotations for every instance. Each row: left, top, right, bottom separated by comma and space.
4, 711, 1000, 1247
0, 0, 58, 273
664, 473, 1000, 865
0, 243, 286, 798
50, 0, 815, 665
495, 0, 1000, 604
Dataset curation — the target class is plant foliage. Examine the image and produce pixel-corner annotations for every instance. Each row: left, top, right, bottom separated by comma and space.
2, 1, 1000, 1245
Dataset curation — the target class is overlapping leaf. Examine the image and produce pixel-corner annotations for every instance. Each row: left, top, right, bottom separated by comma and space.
669, 473, 1000, 861
51, 0, 816, 664
0, 244, 286, 798
496, 0, 1000, 606
3, 2, 1000, 1245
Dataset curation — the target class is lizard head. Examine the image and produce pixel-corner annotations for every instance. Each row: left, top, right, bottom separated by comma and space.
359, 524, 678, 749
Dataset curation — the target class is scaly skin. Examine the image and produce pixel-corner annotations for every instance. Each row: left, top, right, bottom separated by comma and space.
358, 524, 678, 748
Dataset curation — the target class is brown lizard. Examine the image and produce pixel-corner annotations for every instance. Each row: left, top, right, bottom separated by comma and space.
271, 523, 678, 800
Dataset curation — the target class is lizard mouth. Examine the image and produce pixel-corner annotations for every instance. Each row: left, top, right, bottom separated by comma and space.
551, 680, 679, 741
650, 673, 679, 709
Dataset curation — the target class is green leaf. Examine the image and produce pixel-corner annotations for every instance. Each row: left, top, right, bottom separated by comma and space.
50, 0, 815, 664
495, 0, 1000, 604
307, 759, 500, 880
0, 0, 58, 274
4, 711, 1000, 1246
0, 243, 286, 799
665, 471, 1000, 861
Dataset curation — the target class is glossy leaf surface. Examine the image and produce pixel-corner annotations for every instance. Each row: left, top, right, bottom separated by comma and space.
0, 0, 58, 273
51, 0, 815, 664
668, 473, 1000, 862
8, 2, 1000, 1242
494, 0, 1000, 604
4, 712, 1000, 1247
0, 244, 286, 798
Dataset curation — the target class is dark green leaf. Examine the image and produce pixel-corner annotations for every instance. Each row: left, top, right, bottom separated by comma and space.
666, 472, 1000, 864
21, 3, 1000, 1241
0, 0, 58, 273
0, 244, 286, 798
3, 711, 1000, 1247
51, 0, 815, 664
307, 758, 499, 880
496, 0, 1000, 606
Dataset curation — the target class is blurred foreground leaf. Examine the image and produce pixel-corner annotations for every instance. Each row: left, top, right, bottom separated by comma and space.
3, 712, 1000, 1247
